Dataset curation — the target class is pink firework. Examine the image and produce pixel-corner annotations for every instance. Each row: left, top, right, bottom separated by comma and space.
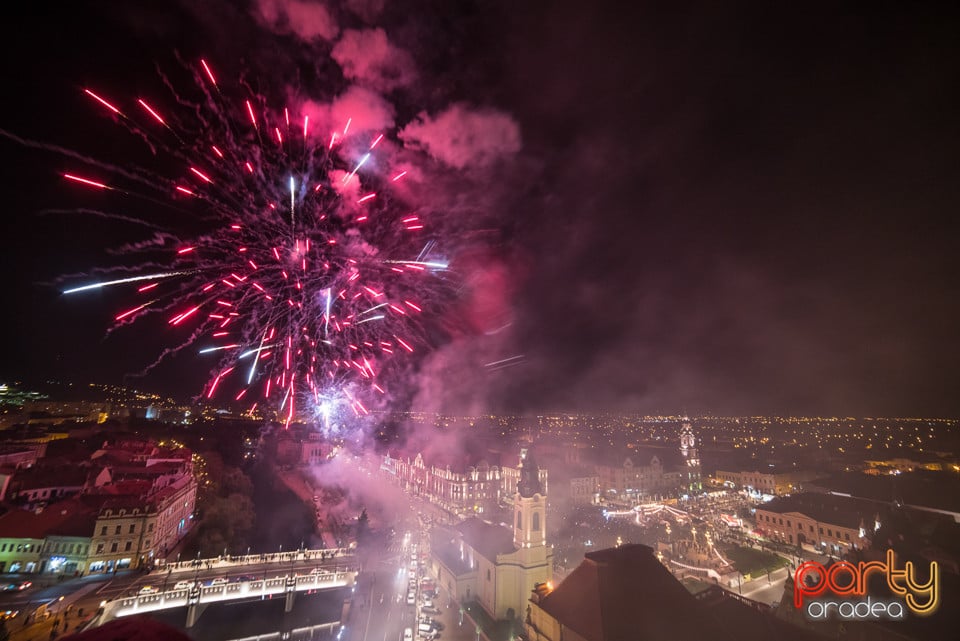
61, 60, 448, 425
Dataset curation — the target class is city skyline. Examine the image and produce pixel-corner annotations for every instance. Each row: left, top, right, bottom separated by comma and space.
1, 1, 958, 421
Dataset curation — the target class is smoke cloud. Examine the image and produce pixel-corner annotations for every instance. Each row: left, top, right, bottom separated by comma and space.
331, 28, 416, 92
344, 0, 385, 23
400, 104, 522, 170
252, 0, 339, 41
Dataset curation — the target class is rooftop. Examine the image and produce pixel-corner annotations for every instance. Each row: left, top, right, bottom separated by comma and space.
535, 544, 726, 641
457, 518, 515, 561
0, 498, 97, 539
10, 464, 89, 491
809, 470, 960, 515
758, 493, 877, 530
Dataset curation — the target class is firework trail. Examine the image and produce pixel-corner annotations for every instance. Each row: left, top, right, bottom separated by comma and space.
59, 60, 450, 428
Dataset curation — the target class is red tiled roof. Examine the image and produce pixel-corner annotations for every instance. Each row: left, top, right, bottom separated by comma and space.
0, 499, 97, 539
11, 465, 88, 490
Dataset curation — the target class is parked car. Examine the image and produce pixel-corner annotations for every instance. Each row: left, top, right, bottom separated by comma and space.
206, 578, 228, 587
421, 605, 440, 615
138, 586, 157, 595
421, 617, 444, 631
403, 628, 413, 641
174, 580, 195, 590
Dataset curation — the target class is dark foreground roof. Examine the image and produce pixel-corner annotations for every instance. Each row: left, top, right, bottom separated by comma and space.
536, 544, 823, 641
537, 544, 724, 641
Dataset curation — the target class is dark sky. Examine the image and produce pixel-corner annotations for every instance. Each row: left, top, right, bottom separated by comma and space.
0, 1, 957, 417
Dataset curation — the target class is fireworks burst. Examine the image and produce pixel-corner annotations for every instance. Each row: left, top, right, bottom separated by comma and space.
61, 59, 449, 428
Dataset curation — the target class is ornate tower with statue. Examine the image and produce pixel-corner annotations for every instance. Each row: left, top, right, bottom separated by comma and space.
679, 417, 702, 493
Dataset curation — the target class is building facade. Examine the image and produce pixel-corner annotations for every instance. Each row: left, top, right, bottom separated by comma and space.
0, 536, 43, 574
568, 474, 599, 505
754, 494, 873, 555
385, 450, 547, 517
87, 474, 196, 572
715, 469, 819, 496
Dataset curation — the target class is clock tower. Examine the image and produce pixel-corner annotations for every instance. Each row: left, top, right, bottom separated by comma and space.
514, 447, 546, 549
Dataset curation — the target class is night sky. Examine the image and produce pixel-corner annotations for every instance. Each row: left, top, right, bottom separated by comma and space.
0, 1, 957, 417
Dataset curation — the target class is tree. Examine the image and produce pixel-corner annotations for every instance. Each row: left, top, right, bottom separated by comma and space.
357, 509, 371, 547
192, 493, 256, 555
220, 467, 254, 498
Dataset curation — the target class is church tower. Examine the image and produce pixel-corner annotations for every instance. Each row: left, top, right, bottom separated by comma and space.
679, 417, 702, 493
514, 447, 546, 549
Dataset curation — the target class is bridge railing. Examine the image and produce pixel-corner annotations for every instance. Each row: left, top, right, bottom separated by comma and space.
155, 547, 353, 573
106, 570, 356, 619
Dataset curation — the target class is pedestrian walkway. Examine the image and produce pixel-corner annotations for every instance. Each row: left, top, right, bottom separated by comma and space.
157, 546, 352, 574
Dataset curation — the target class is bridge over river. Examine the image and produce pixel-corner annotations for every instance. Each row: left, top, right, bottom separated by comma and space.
91, 548, 358, 629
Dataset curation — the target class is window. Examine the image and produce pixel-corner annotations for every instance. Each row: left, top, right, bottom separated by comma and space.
115, 526, 121, 535
110, 543, 118, 553
101, 527, 107, 536
810, 525, 814, 532
148, 524, 154, 532
96, 544, 104, 554
819, 527, 823, 535
129, 525, 136, 534
486, 569, 491, 581
787, 520, 791, 527
844, 533, 850, 541
533, 512, 540, 532
778, 518, 783, 525
124, 541, 132, 552
827, 529, 833, 537
0, 544, 5, 552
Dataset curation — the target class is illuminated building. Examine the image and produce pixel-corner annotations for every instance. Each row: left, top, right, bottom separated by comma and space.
430, 447, 553, 620
384, 447, 547, 516
754, 493, 873, 555
714, 469, 819, 496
